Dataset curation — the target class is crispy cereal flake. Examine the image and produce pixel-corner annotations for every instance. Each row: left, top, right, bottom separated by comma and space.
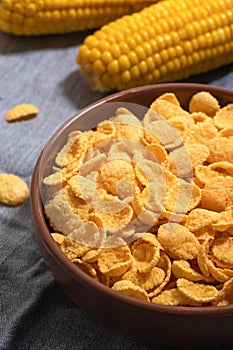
0, 173, 29, 206
5, 103, 39, 122
189, 91, 220, 117
157, 223, 200, 260
211, 237, 233, 267
214, 104, 233, 129
98, 244, 131, 277
112, 280, 150, 302
177, 278, 218, 303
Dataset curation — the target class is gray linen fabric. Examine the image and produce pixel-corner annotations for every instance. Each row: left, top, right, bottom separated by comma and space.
0, 31, 233, 350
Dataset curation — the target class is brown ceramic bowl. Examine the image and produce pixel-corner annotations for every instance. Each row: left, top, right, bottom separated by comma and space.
31, 83, 233, 348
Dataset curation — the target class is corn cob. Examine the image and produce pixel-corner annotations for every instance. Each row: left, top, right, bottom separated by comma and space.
0, 0, 159, 36
77, 0, 233, 92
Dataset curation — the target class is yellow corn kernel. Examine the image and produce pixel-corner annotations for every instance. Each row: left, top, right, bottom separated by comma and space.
0, 0, 160, 36
77, 0, 233, 92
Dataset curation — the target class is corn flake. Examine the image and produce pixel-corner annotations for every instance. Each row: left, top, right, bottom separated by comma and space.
112, 280, 150, 302
211, 237, 233, 267
214, 104, 233, 129
131, 235, 161, 273
184, 119, 218, 145
148, 253, 172, 298
177, 278, 218, 303
172, 260, 208, 282
207, 137, 233, 164
189, 91, 220, 117
200, 177, 233, 212
185, 208, 219, 232
157, 223, 200, 260
5, 103, 39, 122
0, 173, 29, 206
73, 258, 98, 279
122, 266, 165, 291
152, 288, 200, 306
214, 278, 233, 306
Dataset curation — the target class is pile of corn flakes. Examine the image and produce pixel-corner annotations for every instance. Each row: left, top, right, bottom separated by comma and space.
43, 91, 233, 307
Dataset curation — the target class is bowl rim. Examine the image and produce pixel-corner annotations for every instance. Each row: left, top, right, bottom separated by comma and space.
31, 82, 233, 317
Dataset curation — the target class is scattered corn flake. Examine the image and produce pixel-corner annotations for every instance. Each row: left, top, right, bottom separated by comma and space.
214, 104, 233, 129
112, 280, 150, 302
189, 91, 220, 117
5, 103, 39, 122
177, 278, 218, 303
157, 223, 200, 260
0, 173, 29, 206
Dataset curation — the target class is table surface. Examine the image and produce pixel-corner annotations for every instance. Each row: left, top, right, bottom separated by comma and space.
0, 30, 233, 350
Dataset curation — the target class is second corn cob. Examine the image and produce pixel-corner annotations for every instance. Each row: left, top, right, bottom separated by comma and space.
0, 0, 159, 36
77, 0, 233, 91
